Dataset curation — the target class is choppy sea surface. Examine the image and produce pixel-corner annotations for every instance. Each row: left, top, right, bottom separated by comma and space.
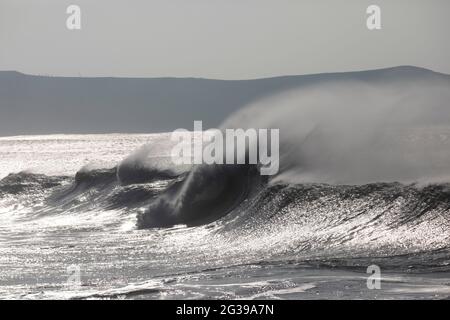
1, 133, 450, 300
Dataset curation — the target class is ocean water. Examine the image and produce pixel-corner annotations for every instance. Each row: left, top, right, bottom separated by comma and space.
2, 67, 450, 300
1, 133, 450, 300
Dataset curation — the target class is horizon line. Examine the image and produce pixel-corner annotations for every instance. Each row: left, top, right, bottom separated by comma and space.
0, 65, 448, 81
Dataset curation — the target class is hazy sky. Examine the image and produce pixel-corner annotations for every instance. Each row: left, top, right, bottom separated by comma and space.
1, 0, 449, 79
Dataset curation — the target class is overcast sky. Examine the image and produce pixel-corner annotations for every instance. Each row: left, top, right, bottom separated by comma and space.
1, 0, 449, 79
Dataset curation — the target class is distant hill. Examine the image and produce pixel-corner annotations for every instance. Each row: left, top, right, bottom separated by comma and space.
0, 66, 448, 136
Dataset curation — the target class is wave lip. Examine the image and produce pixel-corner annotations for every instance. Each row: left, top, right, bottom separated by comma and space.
0, 171, 67, 195
137, 163, 266, 228
117, 163, 178, 186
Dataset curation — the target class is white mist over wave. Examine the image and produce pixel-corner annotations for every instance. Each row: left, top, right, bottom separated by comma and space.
116, 134, 197, 180
222, 67, 450, 184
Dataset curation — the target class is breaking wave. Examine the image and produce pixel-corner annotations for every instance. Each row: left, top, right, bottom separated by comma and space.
137, 163, 266, 228
2, 168, 450, 262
